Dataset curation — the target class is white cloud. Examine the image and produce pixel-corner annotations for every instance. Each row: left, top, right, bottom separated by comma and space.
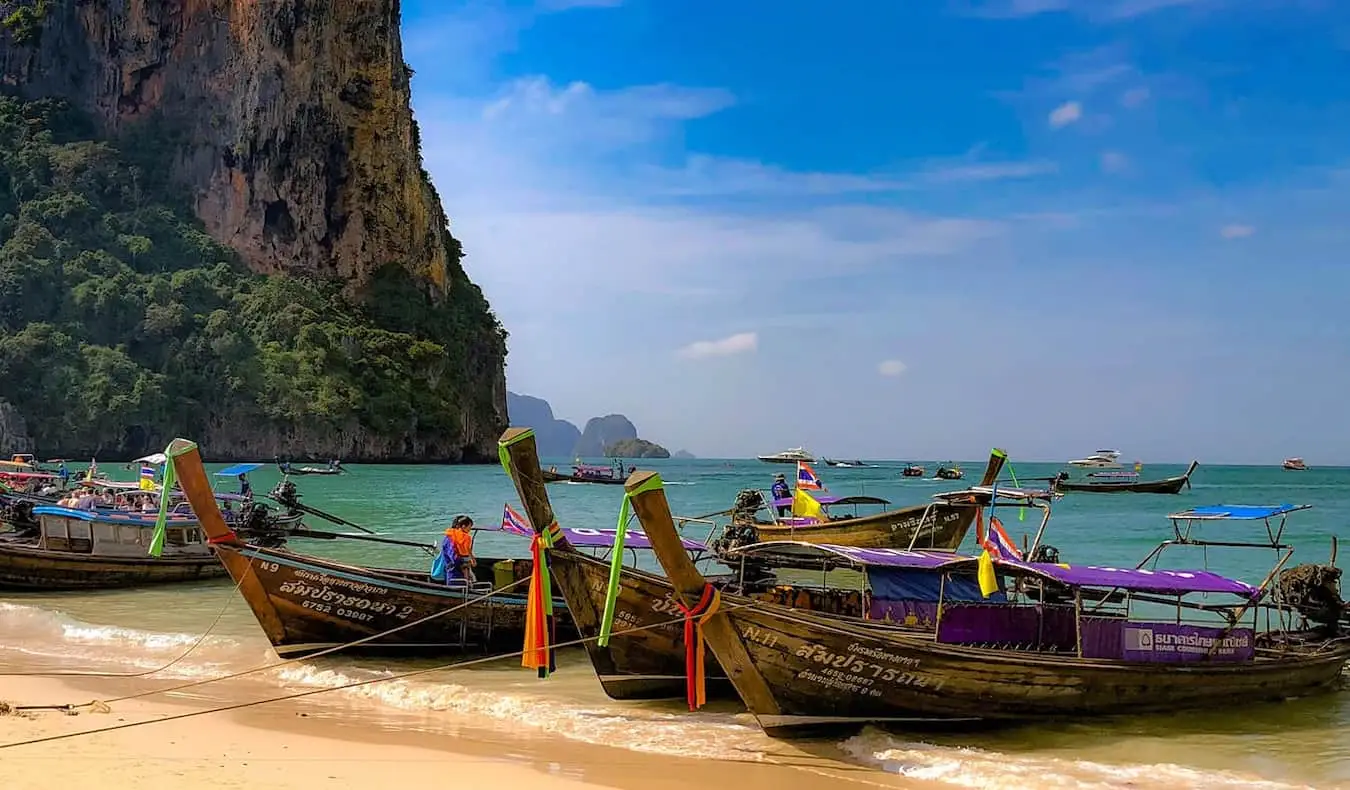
1220, 224, 1255, 239
1048, 101, 1083, 128
878, 360, 907, 377
1100, 150, 1130, 174
1120, 86, 1151, 108
678, 332, 759, 360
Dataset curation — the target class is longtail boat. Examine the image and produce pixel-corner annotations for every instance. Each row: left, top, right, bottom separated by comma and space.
541, 460, 632, 485
500, 428, 741, 700
719, 450, 1006, 551
0, 505, 226, 589
1053, 461, 1198, 494
161, 438, 582, 657
277, 460, 345, 476
627, 472, 1350, 736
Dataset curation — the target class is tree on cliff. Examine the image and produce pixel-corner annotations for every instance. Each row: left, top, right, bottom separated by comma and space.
0, 97, 498, 460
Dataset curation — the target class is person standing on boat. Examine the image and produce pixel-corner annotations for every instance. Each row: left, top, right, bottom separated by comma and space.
771, 473, 791, 516
238, 473, 252, 499
57, 461, 69, 487
432, 515, 477, 583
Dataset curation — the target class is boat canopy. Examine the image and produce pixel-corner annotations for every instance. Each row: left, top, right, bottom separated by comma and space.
32, 506, 198, 525
133, 453, 168, 465
932, 485, 1059, 503
554, 526, 706, 552
216, 462, 264, 476
724, 541, 1257, 596
724, 541, 956, 568
769, 493, 891, 508
1168, 504, 1310, 521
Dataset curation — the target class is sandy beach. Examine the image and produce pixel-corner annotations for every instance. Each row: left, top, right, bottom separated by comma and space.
0, 674, 927, 790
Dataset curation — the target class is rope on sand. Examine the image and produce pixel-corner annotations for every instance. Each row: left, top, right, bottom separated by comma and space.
0, 600, 756, 751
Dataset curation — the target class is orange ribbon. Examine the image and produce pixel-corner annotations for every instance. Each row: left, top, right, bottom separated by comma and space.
676, 584, 721, 711
522, 521, 563, 677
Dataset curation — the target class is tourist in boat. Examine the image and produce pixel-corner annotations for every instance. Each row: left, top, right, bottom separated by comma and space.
238, 473, 252, 499
770, 474, 791, 516
431, 515, 477, 583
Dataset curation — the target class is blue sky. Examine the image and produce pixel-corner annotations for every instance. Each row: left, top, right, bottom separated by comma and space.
403, 0, 1350, 463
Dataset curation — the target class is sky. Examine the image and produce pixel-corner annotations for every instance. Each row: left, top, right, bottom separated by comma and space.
402, 0, 1350, 464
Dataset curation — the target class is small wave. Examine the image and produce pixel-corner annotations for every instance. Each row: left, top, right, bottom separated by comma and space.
841, 730, 1313, 790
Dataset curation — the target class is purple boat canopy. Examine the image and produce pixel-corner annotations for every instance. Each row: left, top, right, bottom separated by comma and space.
769, 493, 891, 508
723, 540, 1257, 596
725, 541, 958, 568
562, 527, 707, 552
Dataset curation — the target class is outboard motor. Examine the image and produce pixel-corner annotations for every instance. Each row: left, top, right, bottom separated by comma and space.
1275, 563, 1347, 633
1027, 544, 1060, 565
731, 489, 766, 521
269, 479, 300, 508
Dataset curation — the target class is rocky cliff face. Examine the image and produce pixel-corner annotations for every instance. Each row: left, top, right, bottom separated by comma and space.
506, 392, 581, 459
574, 414, 639, 458
0, 0, 507, 461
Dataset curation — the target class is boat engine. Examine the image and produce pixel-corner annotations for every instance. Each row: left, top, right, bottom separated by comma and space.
0, 499, 38, 538
235, 502, 290, 549
731, 489, 766, 520
1027, 544, 1061, 564
1274, 563, 1348, 632
269, 479, 300, 508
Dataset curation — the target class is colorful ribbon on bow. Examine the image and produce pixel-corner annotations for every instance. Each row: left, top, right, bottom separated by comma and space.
676, 584, 721, 711
522, 519, 563, 677
597, 472, 666, 647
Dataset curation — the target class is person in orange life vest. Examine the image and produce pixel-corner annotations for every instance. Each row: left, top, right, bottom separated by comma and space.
431, 515, 477, 582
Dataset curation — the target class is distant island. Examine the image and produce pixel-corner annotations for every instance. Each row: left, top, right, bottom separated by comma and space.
506, 392, 679, 459
673, 449, 696, 459
604, 438, 670, 458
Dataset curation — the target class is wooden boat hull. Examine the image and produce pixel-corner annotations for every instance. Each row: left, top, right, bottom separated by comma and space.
210, 542, 575, 657
547, 548, 734, 700
541, 469, 625, 485
0, 541, 227, 590
745, 501, 978, 550
709, 600, 1350, 735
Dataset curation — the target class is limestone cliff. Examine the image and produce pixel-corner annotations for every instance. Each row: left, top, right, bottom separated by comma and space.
0, 0, 507, 462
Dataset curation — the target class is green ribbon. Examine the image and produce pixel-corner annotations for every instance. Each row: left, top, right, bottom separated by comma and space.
147, 440, 197, 557
991, 448, 1026, 522
498, 429, 535, 482
598, 473, 665, 647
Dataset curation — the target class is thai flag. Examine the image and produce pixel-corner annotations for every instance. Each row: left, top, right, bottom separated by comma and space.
501, 503, 531, 536
796, 461, 825, 490
983, 515, 1023, 561
139, 464, 155, 481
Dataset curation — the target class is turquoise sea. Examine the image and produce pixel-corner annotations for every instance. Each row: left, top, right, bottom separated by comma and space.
3, 457, 1348, 789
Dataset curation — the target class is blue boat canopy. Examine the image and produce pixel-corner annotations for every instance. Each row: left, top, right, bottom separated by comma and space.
1169, 504, 1311, 520
216, 463, 264, 477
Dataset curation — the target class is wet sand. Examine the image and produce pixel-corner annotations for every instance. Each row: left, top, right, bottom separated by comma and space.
0, 675, 929, 790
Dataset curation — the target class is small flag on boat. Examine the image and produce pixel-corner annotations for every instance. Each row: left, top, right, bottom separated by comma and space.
983, 515, 1023, 561
791, 487, 825, 521
977, 548, 999, 598
796, 461, 825, 490
501, 503, 531, 536
139, 464, 156, 491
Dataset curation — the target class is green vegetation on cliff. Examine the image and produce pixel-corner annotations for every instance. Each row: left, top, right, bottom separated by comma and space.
604, 438, 670, 459
0, 96, 504, 459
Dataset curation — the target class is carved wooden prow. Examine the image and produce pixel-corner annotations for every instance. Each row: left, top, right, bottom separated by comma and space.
977, 449, 1008, 488
166, 438, 237, 545
624, 470, 782, 717
498, 427, 574, 553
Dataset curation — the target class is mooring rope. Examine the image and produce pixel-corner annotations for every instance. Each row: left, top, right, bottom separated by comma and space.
0, 599, 757, 751
8, 572, 534, 712
0, 571, 251, 680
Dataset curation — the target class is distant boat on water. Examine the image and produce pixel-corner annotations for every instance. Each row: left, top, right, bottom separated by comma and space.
822, 458, 875, 468
1283, 457, 1308, 471
757, 447, 814, 464
1067, 449, 1122, 468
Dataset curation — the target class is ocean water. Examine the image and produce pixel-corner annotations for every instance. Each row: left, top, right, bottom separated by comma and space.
2, 457, 1348, 789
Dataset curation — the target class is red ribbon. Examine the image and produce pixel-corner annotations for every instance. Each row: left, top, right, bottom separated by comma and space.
676, 584, 720, 711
